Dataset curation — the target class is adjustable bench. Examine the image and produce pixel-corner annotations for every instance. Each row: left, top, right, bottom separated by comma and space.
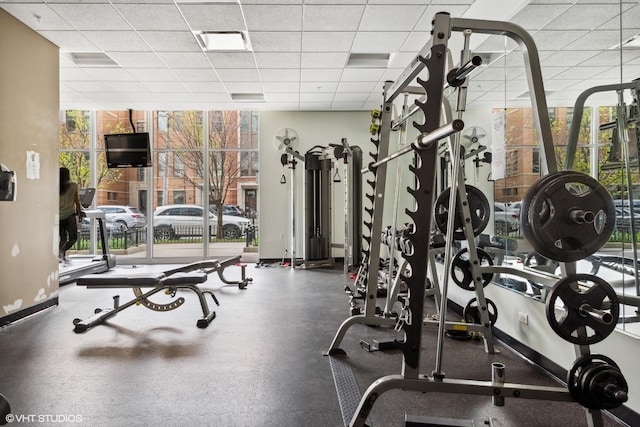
72, 256, 252, 333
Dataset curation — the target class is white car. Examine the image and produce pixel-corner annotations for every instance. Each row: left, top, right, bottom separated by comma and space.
494, 203, 520, 235
153, 204, 251, 240
96, 205, 146, 229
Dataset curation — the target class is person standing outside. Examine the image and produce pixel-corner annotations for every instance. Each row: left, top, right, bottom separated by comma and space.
59, 167, 82, 264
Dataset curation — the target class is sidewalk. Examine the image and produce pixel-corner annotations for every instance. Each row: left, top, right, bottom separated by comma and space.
114, 242, 259, 263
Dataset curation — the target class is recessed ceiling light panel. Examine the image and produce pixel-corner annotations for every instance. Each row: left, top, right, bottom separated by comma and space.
69, 52, 119, 67
346, 53, 390, 68
195, 31, 251, 52
231, 93, 264, 102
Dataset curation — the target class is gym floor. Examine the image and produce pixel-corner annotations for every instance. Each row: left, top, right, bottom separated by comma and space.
0, 263, 628, 427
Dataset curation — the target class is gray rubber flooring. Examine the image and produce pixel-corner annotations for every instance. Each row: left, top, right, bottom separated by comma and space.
0, 263, 628, 427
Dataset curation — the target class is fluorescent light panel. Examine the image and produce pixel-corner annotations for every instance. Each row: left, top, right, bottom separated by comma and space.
346, 53, 390, 68
195, 31, 251, 51
70, 52, 119, 67
231, 93, 264, 102
611, 33, 640, 49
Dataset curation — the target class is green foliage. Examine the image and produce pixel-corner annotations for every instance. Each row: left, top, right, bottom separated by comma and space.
59, 110, 124, 189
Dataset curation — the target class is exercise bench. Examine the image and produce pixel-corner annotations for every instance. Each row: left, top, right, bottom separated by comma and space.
72, 257, 251, 333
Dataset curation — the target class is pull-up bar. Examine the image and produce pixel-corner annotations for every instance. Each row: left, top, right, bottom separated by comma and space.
363, 119, 464, 173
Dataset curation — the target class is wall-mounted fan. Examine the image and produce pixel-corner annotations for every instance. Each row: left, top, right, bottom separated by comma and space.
274, 128, 299, 153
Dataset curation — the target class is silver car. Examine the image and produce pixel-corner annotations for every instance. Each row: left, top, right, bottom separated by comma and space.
154, 204, 251, 240
96, 205, 146, 230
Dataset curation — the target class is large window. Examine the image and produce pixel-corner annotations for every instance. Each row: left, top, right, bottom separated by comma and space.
59, 109, 260, 262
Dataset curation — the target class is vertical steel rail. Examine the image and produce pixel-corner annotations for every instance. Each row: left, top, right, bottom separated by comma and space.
449, 17, 557, 175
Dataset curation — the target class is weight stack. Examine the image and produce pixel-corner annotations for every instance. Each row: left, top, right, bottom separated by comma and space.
305, 153, 332, 261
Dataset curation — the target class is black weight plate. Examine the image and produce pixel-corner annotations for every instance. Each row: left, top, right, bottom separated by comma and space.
434, 185, 490, 240
567, 354, 627, 410
546, 274, 619, 345
522, 171, 615, 262
463, 297, 498, 325
451, 248, 494, 291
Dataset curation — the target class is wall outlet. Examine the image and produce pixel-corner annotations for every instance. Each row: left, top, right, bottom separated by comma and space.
518, 312, 529, 325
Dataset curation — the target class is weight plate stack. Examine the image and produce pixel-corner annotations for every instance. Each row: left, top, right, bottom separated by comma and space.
567, 354, 628, 410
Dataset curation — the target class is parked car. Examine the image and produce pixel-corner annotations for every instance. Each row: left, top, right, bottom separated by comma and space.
154, 204, 251, 240
209, 204, 247, 217
78, 217, 124, 237
614, 207, 640, 233
509, 200, 523, 218
494, 203, 520, 235
96, 205, 146, 230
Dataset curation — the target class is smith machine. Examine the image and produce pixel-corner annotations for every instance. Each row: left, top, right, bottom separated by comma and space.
279, 139, 362, 270
326, 12, 629, 427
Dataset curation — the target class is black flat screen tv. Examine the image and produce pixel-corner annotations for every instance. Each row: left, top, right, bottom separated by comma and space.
104, 132, 151, 168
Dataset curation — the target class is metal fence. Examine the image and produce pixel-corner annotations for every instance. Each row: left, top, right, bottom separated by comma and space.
73, 223, 258, 251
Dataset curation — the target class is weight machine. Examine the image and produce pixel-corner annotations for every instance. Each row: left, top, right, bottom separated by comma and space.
279, 139, 362, 270
327, 12, 628, 427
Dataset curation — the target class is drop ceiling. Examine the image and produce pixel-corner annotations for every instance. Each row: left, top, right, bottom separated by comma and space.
1, 0, 639, 111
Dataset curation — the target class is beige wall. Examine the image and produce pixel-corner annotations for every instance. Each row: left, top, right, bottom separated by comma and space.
0, 9, 60, 322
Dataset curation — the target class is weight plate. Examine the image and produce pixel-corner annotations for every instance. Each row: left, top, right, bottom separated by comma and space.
545, 274, 619, 345
451, 248, 494, 291
521, 171, 615, 262
434, 185, 490, 240
567, 354, 628, 410
463, 297, 498, 326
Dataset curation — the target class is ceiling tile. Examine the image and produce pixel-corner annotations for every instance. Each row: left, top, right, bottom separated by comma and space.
157, 52, 211, 68
255, 53, 301, 68
545, 5, 620, 31
216, 68, 260, 82
104, 81, 150, 92
48, 4, 130, 31
173, 68, 219, 82
358, 5, 427, 31
144, 81, 189, 93
541, 50, 600, 67
265, 93, 300, 102
178, 4, 246, 31
223, 82, 263, 93
301, 92, 334, 102
300, 82, 339, 92
260, 69, 300, 82
531, 30, 588, 51
184, 82, 226, 93
243, 5, 303, 31
302, 32, 355, 52
300, 52, 348, 68
206, 52, 256, 69
563, 30, 630, 50
251, 32, 302, 52
114, 3, 188, 31
108, 52, 165, 68
302, 5, 365, 31
262, 82, 299, 92
0, 4, 75, 31
81, 68, 137, 81
508, 4, 572, 31
337, 81, 378, 92
351, 32, 410, 53
59, 68, 95, 81
83, 31, 151, 52
128, 68, 177, 82
301, 69, 343, 81
138, 31, 201, 52
38, 30, 100, 52
341, 68, 385, 81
